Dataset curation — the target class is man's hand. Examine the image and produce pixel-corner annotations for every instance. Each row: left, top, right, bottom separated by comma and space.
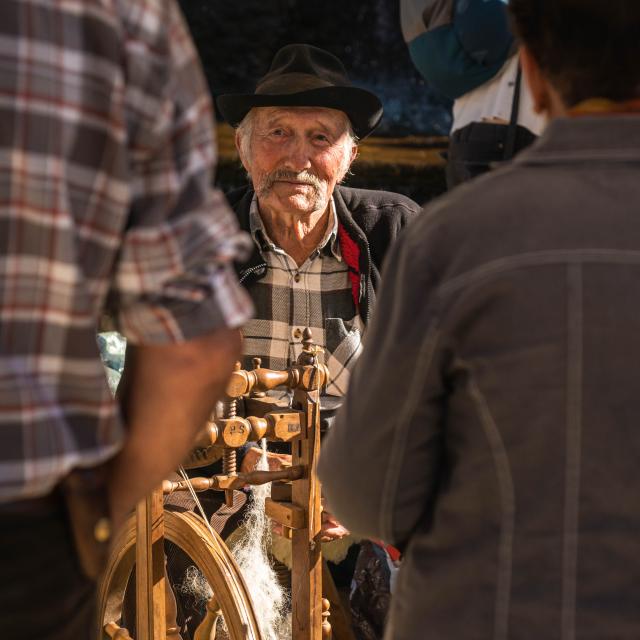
108, 328, 242, 532
240, 446, 292, 473
320, 497, 350, 542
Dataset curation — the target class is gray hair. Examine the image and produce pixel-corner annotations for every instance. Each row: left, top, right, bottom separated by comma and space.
236, 110, 257, 162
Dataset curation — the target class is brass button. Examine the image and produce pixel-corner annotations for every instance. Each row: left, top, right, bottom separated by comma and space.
293, 328, 303, 340
294, 272, 301, 283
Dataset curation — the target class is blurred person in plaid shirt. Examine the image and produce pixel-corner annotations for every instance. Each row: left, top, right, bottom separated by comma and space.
0, 1, 252, 638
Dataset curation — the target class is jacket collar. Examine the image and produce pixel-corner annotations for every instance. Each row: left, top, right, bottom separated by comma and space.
516, 115, 640, 166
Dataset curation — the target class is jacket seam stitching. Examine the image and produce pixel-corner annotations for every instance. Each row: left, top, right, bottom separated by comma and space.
562, 263, 583, 640
464, 368, 515, 640
438, 249, 640, 297
378, 321, 441, 543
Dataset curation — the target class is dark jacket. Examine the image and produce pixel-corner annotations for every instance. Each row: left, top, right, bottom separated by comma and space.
226, 184, 421, 324
320, 115, 640, 639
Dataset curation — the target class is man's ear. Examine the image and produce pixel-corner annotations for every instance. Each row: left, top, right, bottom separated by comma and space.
350, 143, 358, 165
519, 45, 549, 115
338, 142, 358, 184
520, 46, 568, 119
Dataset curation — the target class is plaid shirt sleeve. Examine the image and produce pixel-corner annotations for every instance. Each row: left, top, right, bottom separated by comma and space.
111, 0, 253, 343
0, 0, 253, 502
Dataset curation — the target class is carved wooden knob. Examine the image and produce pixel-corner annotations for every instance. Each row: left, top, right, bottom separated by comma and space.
247, 415, 268, 440
226, 368, 253, 398
303, 327, 313, 346
217, 416, 251, 447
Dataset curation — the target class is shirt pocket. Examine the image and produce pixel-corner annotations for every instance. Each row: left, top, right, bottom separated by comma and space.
324, 318, 363, 396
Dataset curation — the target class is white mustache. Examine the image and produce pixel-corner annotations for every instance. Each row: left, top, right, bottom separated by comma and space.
262, 169, 324, 192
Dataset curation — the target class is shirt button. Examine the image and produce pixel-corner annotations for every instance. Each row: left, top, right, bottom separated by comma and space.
293, 328, 303, 340
294, 272, 301, 283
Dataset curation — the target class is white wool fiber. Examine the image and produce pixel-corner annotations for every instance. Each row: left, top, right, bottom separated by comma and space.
178, 565, 213, 607
229, 439, 291, 639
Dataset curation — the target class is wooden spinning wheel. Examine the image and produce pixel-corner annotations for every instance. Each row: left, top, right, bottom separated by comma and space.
97, 330, 334, 640
97, 493, 262, 640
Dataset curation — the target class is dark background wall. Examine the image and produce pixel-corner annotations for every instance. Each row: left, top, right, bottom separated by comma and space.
178, 0, 451, 202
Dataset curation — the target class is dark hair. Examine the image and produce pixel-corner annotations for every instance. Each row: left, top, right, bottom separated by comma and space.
509, 0, 640, 106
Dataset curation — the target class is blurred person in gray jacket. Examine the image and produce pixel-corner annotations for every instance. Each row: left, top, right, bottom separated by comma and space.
319, 1, 640, 638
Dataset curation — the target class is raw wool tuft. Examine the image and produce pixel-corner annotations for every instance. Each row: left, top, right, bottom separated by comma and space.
229, 439, 291, 639
178, 565, 213, 607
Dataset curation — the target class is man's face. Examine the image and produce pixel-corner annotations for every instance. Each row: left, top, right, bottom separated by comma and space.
238, 107, 356, 217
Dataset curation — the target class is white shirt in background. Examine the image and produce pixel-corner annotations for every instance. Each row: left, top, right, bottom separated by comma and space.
451, 54, 547, 135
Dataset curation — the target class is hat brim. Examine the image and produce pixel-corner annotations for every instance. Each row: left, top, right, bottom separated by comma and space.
216, 86, 383, 139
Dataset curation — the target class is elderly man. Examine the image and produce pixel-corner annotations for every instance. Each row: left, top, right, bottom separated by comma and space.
218, 42, 419, 409
217, 42, 419, 531
217, 42, 420, 631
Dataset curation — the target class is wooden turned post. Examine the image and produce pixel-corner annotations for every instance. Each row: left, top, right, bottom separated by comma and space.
104, 622, 134, 640
322, 561, 356, 640
135, 488, 167, 640
321, 598, 332, 639
165, 562, 183, 639
221, 398, 239, 507
291, 386, 323, 640
193, 594, 223, 640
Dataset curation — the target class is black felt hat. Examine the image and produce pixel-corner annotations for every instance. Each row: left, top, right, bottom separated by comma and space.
217, 44, 383, 139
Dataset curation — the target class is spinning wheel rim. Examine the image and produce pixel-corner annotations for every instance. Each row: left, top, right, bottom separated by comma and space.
97, 509, 263, 640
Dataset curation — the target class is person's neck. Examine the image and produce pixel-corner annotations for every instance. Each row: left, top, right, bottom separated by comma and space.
568, 97, 640, 117
258, 202, 331, 267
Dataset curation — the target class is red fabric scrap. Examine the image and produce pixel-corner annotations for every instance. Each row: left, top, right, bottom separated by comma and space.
338, 222, 361, 310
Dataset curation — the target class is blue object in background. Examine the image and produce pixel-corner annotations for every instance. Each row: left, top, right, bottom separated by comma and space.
97, 332, 126, 394
406, 0, 514, 100
455, 0, 513, 67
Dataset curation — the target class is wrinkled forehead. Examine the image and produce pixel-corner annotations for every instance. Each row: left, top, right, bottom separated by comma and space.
251, 106, 352, 133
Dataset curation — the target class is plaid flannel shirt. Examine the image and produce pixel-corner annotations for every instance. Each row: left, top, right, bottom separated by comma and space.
242, 196, 363, 397
0, 0, 253, 502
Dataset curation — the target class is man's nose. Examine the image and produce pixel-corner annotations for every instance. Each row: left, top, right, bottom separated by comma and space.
282, 137, 312, 173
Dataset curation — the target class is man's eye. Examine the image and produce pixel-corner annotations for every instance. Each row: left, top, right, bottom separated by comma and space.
314, 134, 330, 143
270, 129, 285, 137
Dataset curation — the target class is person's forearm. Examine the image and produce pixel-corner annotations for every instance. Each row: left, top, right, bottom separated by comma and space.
108, 328, 242, 529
